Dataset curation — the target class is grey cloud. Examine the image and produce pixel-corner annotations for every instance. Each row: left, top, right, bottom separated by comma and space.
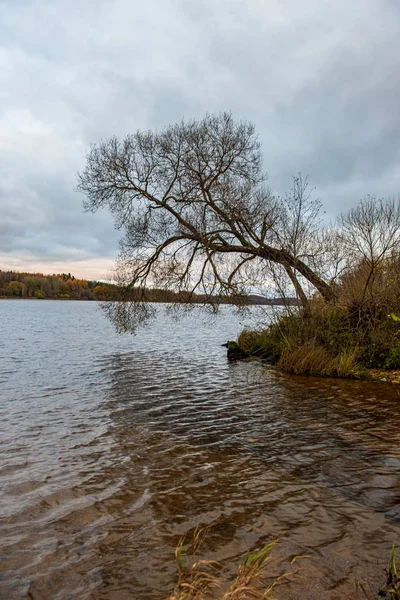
1, 0, 399, 277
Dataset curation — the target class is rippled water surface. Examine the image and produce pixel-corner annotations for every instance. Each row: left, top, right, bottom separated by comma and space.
1, 300, 400, 599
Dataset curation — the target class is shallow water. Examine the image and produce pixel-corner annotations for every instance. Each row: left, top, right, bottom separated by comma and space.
1, 300, 400, 599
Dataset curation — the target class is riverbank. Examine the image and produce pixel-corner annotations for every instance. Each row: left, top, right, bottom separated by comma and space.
234, 291, 400, 383
368, 368, 400, 385
229, 338, 400, 385
233, 245, 400, 382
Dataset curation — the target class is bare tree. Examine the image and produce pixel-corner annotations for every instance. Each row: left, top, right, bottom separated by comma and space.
338, 195, 400, 301
77, 113, 334, 329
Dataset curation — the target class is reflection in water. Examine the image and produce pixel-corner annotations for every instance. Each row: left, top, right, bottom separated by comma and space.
1, 300, 400, 599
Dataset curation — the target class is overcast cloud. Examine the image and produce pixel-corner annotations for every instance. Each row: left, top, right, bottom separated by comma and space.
1, 0, 399, 279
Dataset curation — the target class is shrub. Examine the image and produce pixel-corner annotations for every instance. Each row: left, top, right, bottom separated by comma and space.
237, 329, 278, 358
236, 253, 400, 377
384, 346, 400, 370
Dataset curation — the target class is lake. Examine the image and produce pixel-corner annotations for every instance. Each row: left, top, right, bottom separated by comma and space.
1, 300, 400, 599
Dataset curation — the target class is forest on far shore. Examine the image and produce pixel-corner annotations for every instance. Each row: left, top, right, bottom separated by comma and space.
0, 270, 114, 300
0, 270, 290, 305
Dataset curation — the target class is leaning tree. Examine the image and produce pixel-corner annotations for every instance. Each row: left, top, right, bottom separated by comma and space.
77, 113, 335, 330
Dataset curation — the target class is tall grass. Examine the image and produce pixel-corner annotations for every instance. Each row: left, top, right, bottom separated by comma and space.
278, 342, 337, 376
238, 324, 365, 379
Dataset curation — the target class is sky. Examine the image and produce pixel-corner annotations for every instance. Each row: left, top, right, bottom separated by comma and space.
1, 0, 399, 280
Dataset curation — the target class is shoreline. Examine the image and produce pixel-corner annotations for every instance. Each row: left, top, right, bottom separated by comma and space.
368, 368, 400, 385
228, 342, 400, 385
0, 296, 284, 306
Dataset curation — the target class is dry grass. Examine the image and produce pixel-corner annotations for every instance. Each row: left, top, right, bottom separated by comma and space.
277, 342, 363, 378
167, 526, 219, 600
166, 530, 284, 600
236, 310, 352, 378
219, 542, 281, 600
166, 530, 400, 599
335, 347, 361, 378
278, 343, 335, 376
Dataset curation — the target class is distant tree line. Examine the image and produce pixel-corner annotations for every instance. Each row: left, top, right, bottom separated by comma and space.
0, 270, 280, 304
0, 270, 109, 300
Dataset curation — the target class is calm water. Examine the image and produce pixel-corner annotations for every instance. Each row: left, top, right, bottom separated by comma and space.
1, 300, 400, 599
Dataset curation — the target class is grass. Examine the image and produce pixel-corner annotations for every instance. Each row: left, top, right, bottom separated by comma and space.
167, 530, 400, 599
237, 325, 366, 379
167, 526, 219, 600
235, 255, 400, 380
166, 529, 284, 600
220, 542, 280, 600
358, 544, 400, 599
236, 329, 276, 358
278, 342, 337, 377
380, 544, 400, 599
279, 343, 365, 379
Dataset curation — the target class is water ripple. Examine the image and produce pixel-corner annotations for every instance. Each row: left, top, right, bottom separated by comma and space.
1, 300, 400, 599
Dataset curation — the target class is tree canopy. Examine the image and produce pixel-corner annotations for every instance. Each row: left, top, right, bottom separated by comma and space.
78, 113, 400, 330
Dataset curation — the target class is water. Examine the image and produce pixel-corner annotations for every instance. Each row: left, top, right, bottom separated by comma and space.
1, 300, 400, 599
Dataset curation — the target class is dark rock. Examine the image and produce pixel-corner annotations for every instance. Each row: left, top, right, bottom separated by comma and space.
222, 341, 249, 361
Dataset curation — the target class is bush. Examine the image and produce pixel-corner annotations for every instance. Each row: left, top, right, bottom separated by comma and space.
237, 328, 278, 358
236, 255, 400, 378
384, 346, 400, 370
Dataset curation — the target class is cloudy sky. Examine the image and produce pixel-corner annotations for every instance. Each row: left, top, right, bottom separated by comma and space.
1, 0, 399, 280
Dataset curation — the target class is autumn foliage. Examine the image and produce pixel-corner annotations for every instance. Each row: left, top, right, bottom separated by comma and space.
0, 271, 115, 300
0, 270, 241, 303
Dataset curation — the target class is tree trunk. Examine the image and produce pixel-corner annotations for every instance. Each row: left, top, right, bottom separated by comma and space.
259, 247, 335, 302
284, 265, 309, 307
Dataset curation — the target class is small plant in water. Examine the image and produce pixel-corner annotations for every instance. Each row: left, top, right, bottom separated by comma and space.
361, 544, 400, 599
169, 526, 219, 599
166, 528, 283, 600
379, 544, 400, 599
221, 541, 280, 600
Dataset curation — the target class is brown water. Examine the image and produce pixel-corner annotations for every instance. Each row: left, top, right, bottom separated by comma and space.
1, 300, 400, 599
